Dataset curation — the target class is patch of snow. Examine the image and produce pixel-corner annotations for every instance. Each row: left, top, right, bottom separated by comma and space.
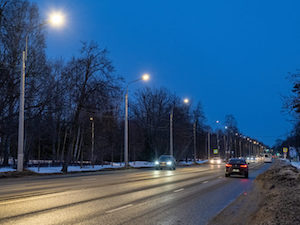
291, 162, 300, 169
28, 164, 123, 174
0, 167, 15, 173
196, 160, 208, 164
129, 161, 155, 168
178, 161, 194, 165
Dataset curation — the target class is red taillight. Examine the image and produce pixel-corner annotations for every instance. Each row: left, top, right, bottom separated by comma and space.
240, 164, 248, 168
226, 164, 232, 167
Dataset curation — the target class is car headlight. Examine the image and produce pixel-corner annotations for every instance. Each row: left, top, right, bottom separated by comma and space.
217, 160, 221, 164
167, 161, 172, 165
155, 161, 159, 165
210, 160, 214, 163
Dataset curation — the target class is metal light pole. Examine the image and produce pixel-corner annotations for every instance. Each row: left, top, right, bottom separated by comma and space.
17, 50, 26, 172
193, 121, 197, 162
124, 88, 129, 168
170, 108, 173, 156
90, 117, 94, 168
207, 131, 210, 159
17, 12, 65, 172
124, 74, 150, 168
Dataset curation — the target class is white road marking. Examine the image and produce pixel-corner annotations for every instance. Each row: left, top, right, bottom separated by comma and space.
202, 181, 208, 184
106, 204, 133, 214
173, 188, 184, 193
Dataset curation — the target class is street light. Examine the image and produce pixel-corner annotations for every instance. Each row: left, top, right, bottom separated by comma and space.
124, 73, 150, 168
183, 98, 189, 104
170, 98, 192, 158
17, 11, 65, 172
49, 12, 65, 27
90, 117, 95, 168
183, 98, 197, 163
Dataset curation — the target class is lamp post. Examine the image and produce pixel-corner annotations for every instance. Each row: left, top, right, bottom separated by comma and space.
17, 11, 65, 172
170, 107, 174, 156
124, 73, 149, 168
90, 117, 95, 168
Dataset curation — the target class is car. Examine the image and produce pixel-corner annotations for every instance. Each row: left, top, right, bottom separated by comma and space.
246, 156, 257, 163
264, 154, 272, 163
154, 155, 176, 170
225, 158, 248, 178
210, 157, 222, 164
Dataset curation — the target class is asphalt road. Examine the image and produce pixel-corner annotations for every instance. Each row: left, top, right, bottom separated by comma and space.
0, 162, 270, 225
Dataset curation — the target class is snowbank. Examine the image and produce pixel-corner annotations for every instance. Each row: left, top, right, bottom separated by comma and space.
0, 160, 209, 174
291, 161, 300, 169
0, 167, 16, 173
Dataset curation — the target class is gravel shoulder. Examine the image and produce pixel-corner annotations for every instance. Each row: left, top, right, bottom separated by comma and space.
208, 160, 300, 225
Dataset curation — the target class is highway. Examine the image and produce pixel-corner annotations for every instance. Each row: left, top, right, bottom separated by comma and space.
0, 162, 270, 225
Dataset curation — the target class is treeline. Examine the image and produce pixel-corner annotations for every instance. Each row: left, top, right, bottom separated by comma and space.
0, 0, 207, 168
274, 72, 300, 153
0, 0, 263, 170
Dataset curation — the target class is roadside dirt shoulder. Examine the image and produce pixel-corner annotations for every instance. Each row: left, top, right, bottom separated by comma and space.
208, 160, 300, 225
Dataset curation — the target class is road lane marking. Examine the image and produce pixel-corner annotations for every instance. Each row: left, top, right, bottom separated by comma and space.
105, 204, 133, 214
202, 181, 208, 184
173, 188, 184, 193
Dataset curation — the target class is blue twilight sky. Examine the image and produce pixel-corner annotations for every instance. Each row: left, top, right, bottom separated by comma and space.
34, 0, 300, 146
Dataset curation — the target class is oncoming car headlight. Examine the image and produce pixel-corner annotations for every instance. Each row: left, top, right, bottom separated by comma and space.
210, 160, 214, 163
155, 161, 159, 165
217, 159, 221, 164
167, 161, 172, 165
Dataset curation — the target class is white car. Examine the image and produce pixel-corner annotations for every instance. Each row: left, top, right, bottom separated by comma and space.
210, 157, 222, 164
246, 156, 257, 163
263, 154, 272, 163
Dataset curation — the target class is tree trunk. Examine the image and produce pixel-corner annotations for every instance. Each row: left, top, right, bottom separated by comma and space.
61, 128, 68, 163
73, 126, 81, 161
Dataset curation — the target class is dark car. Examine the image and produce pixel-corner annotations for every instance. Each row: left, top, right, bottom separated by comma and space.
225, 158, 248, 178
154, 155, 176, 170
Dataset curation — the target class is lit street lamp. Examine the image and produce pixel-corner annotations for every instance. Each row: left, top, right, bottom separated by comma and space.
170, 98, 191, 158
124, 73, 150, 168
17, 11, 65, 172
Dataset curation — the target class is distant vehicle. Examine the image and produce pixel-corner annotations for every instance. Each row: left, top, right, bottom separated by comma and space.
264, 154, 272, 163
246, 156, 257, 163
210, 156, 222, 164
155, 155, 176, 170
225, 158, 248, 178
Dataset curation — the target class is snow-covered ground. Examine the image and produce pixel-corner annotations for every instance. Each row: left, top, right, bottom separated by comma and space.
291, 161, 300, 169
0, 167, 15, 173
178, 160, 208, 165
0, 160, 208, 174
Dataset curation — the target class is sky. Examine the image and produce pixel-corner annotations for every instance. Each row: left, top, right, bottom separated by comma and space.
34, 0, 300, 146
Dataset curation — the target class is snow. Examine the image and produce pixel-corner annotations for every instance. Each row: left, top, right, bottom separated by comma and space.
129, 161, 155, 168
0, 160, 209, 174
0, 167, 16, 172
291, 162, 300, 169
28, 164, 123, 173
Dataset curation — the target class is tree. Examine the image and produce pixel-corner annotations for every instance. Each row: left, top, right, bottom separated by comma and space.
0, 0, 47, 166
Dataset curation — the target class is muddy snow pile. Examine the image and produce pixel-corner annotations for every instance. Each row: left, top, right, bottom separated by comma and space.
209, 160, 300, 225
252, 162, 300, 225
